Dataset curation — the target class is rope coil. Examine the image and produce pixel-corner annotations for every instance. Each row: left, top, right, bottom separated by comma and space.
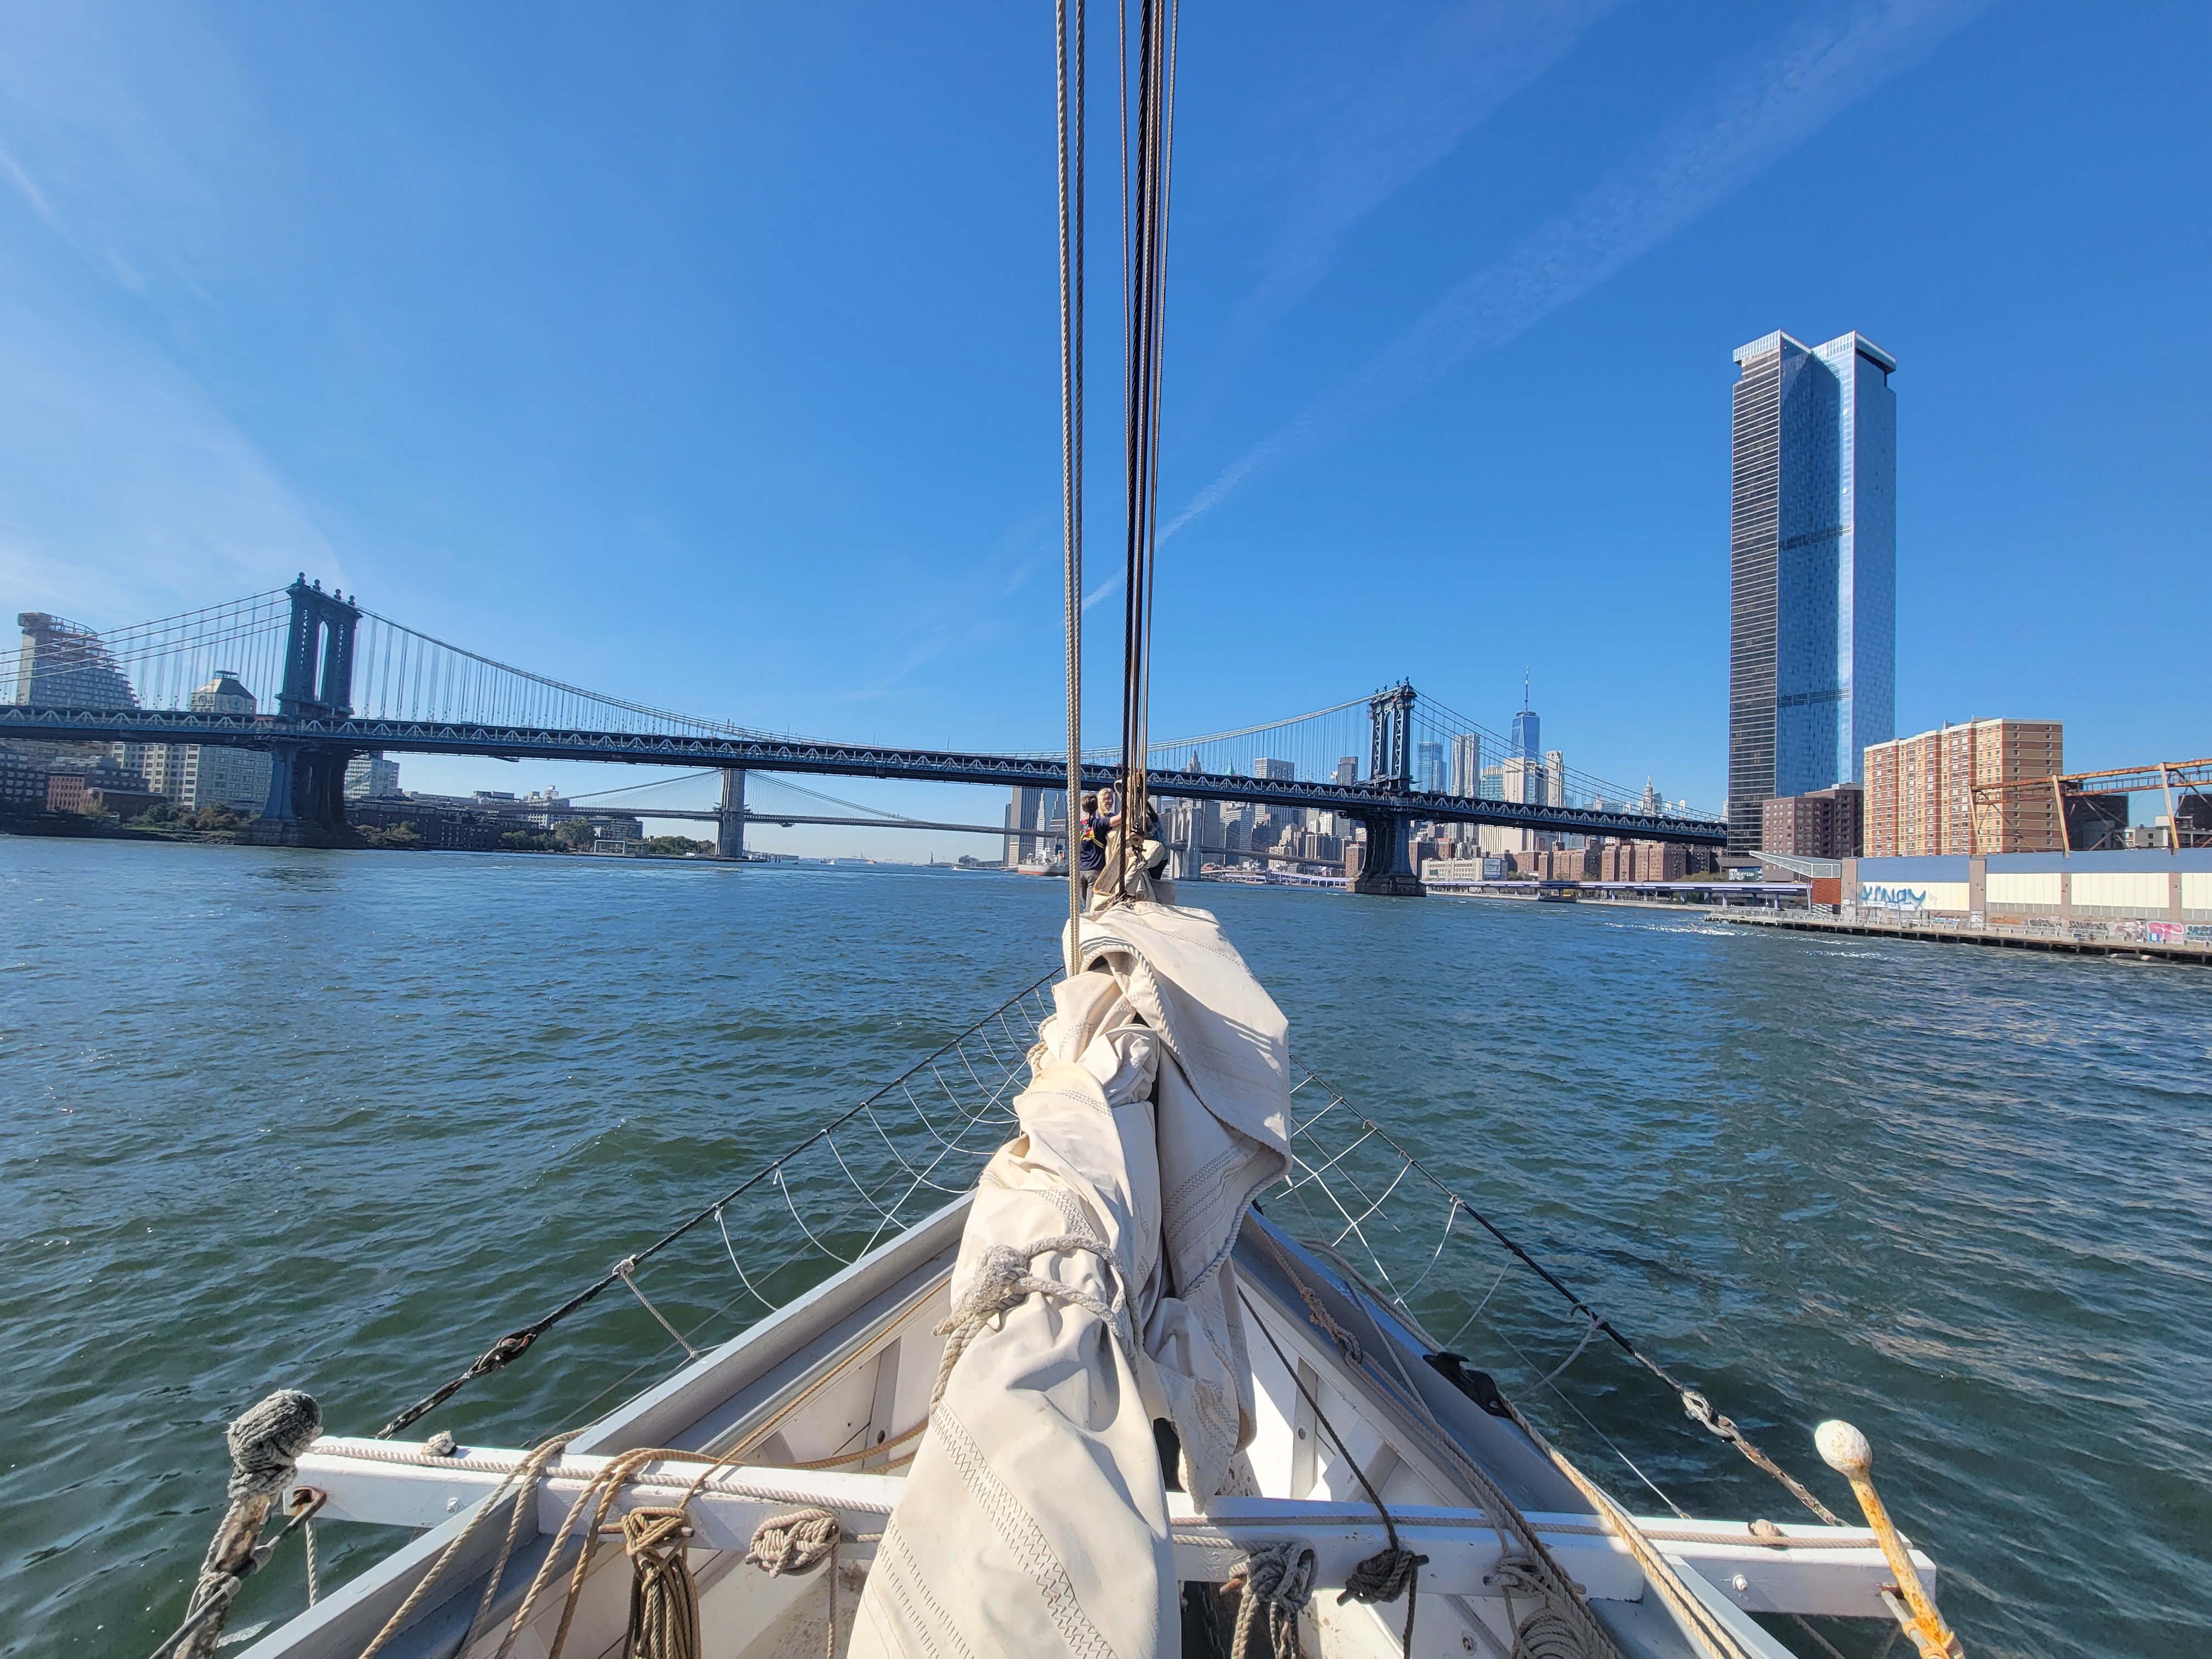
621, 1507, 701, 1659
747, 1508, 845, 1659
1226, 1539, 1316, 1659
746, 1509, 843, 1577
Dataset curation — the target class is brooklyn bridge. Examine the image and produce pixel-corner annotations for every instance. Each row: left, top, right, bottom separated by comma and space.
4, 578, 1724, 895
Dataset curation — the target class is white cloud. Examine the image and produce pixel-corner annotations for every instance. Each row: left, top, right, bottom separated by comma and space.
0, 291, 340, 624
0, 7, 335, 626
1169, 0, 1991, 537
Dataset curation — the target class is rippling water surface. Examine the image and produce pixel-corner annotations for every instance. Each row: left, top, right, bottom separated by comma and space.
5, 838, 2207, 1657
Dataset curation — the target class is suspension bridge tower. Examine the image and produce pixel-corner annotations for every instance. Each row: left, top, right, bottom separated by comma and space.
1348, 681, 1424, 896
244, 578, 363, 848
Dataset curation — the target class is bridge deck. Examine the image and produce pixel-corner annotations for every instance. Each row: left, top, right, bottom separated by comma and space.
1, 706, 1728, 846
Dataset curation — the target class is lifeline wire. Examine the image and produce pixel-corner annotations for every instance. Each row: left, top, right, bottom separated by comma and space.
375, 968, 1057, 1439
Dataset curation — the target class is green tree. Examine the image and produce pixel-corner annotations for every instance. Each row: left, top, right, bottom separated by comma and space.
360, 822, 423, 849
553, 819, 596, 851
645, 834, 714, 857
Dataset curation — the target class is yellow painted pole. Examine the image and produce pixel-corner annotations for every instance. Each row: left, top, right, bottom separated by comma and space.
1815, 1420, 1963, 1659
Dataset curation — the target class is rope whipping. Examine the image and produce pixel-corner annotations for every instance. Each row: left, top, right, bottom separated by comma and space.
1057, 0, 1087, 974
1112, 0, 1178, 901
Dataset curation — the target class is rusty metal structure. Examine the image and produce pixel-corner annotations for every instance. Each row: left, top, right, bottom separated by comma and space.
1970, 756, 2212, 854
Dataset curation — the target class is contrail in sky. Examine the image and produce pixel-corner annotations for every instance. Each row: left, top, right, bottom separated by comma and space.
1185, 0, 1618, 425
1166, 0, 1990, 539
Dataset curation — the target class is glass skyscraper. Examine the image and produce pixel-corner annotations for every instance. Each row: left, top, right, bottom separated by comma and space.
1726, 330, 1896, 851
1510, 681, 1539, 766
1415, 741, 1444, 794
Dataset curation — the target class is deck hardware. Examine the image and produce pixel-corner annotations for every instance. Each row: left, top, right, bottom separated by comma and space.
1815, 1421, 1962, 1658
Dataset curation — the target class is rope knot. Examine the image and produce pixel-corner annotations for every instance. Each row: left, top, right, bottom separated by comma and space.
225, 1389, 322, 1503
1225, 1540, 1316, 1659
1336, 1543, 1426, 1608
746, 1508, 842, 1577
1290, 1280, 1362, 1365
929, 1233, 1122, 1407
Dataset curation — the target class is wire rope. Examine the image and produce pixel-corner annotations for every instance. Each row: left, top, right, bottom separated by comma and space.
1056, 0, 1087, 976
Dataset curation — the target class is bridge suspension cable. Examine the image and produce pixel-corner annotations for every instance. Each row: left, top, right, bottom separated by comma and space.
348, 611, 792, 741
3, 582, 1721, 828
1414, 692, 1722, 823
0, 591, 292, 716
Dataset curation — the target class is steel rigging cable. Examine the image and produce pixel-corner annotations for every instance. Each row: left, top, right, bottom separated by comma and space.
1115, 0, 1178, 896
1056, 0, 1086, 972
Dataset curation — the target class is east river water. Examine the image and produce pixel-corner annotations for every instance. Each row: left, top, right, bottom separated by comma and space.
4, 837, 2207, 1658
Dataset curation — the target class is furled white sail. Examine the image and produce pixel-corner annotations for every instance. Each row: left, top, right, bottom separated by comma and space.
850, 902, 1291, 1657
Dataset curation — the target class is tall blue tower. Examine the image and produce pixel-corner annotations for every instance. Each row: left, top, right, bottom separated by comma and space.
1726, 330, 1897, 852
1510, 674, 1539, 764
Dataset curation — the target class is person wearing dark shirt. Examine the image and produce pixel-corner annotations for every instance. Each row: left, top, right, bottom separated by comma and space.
1078, 791, 1108, 877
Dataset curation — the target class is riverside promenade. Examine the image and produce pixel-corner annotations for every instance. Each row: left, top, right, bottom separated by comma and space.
1724, 907, 2212, 966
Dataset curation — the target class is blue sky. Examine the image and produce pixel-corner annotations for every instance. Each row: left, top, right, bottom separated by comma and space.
3, 2, 2206, 856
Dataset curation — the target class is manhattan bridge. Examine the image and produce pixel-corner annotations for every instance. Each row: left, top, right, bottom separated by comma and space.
2, 578, 1723, 895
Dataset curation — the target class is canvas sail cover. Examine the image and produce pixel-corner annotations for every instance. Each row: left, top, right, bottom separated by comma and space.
850, 902, 1292, 1657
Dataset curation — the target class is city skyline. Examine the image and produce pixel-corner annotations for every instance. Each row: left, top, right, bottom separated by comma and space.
0, 9, 2204, 860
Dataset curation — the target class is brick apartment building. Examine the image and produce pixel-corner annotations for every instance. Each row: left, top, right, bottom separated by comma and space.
1863, 719, 2065, 856
1760, 785, 1863, 859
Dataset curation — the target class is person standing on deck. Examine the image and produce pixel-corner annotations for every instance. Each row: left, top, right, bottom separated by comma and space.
1079, 790, 1109, 890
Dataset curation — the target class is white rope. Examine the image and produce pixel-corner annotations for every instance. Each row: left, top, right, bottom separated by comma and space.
929, 1233, 1128, 1407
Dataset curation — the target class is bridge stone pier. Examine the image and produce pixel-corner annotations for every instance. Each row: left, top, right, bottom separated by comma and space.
243, 578, 363, 849
1347, 809, 1424, 897
716, 769, 747, 860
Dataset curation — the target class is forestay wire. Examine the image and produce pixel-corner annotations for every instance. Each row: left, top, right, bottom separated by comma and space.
1055, 0, 1087, 977
1113, 0, 1178, 899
